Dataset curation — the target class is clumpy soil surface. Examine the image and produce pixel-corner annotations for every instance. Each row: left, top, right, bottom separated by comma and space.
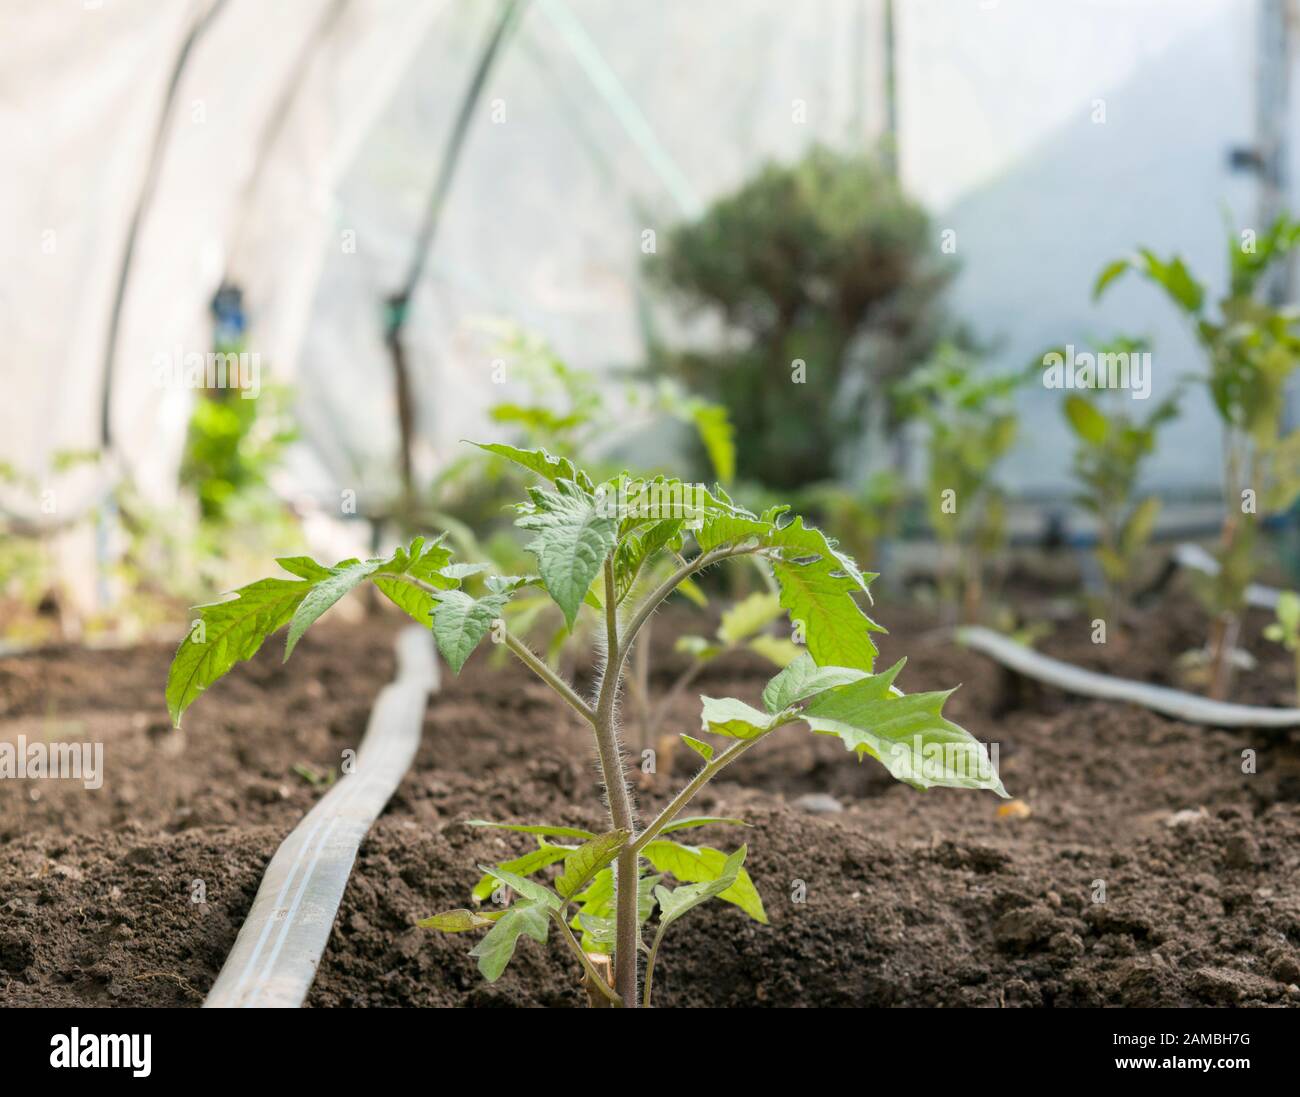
2, 597, 1300, 1008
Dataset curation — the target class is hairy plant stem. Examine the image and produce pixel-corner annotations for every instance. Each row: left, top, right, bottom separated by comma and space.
594, 560, 640, 1006
502, 632, 596, 725
597, 544, 766, 1005
406, 549, 767, 1008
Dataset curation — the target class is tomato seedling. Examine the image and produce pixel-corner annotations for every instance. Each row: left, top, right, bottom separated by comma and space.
166, 443, 1006, 1007
1095, 219, 1300, 697
1060, 337, 1181, 639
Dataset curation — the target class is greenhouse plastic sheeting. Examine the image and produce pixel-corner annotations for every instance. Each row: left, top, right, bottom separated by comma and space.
1, 0, 888, 528
0, 0, 452, 526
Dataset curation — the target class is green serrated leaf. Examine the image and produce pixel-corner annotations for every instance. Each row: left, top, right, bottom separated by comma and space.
471, 843, 576, 903
761, 652, 869, 713
654, 845, 747, 930
555, 829, 630, 898
697, 512, 882, 671
641, 840, 767, 924
284, 560, 380, 659
615, 518, 684, 602
167, 578, 311, 727
772, 556, 881, 672
695, 513, 770, 553
479, 865, 563, 911
432, 590, 510, 672
516, 480, 618, 629
275, 556, 334, 581
371, 576, 434, 627
699, 695, 780, 740
468, 900, 550, 982
801, 659, 1007, 796
369, 537, 459, 625
471, 441, 594, 491
418, 908, 497, 932
659, 816, 749, 835
680, 734, 714, 762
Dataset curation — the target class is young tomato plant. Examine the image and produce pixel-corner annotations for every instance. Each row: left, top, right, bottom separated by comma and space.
1096, 218, 1300, 697
465, 332, 738, 677
166, 442, 1006, 1007
1263, 591, 1300, 706
896, 344, 1024, 625
1060, 337, 1181, 639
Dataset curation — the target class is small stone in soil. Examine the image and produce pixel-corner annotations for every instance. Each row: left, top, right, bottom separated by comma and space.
791, 793, 843, 814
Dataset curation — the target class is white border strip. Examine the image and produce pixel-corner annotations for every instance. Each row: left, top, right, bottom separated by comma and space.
957, 625, 1300, 729
204, 625, 438, 1008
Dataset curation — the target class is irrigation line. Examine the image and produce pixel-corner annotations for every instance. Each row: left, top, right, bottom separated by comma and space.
957, 625, 1300, 729
204, 625, 437, 1008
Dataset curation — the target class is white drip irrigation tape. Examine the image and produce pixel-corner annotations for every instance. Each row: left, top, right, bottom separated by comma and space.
957, 625, 1300, 730
1173, 543, 1284, 610
204, 625, 438, 1008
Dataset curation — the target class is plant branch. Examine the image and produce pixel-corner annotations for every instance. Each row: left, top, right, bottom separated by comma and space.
552, 912, 622, 1007
632, 723, 789, 855
502, 631, 596, 725
642, 924, 668, 1008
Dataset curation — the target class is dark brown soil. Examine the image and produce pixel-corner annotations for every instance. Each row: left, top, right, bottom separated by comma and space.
3, 599, 1299, 1008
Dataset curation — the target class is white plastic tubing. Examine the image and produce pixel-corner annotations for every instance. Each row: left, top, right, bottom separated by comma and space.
205, 625, 438, 1008
957, 625, 1300, 729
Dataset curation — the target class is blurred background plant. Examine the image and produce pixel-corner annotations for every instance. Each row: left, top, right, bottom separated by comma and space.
895, 343, 1025, 625
1096, 217, 1300, 696
644, 144, 953, 491
436, 327, 741, 672
1059, 336, 1182, 642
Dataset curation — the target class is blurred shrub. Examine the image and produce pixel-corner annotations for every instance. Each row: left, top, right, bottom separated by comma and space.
645, 144, 953, 489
